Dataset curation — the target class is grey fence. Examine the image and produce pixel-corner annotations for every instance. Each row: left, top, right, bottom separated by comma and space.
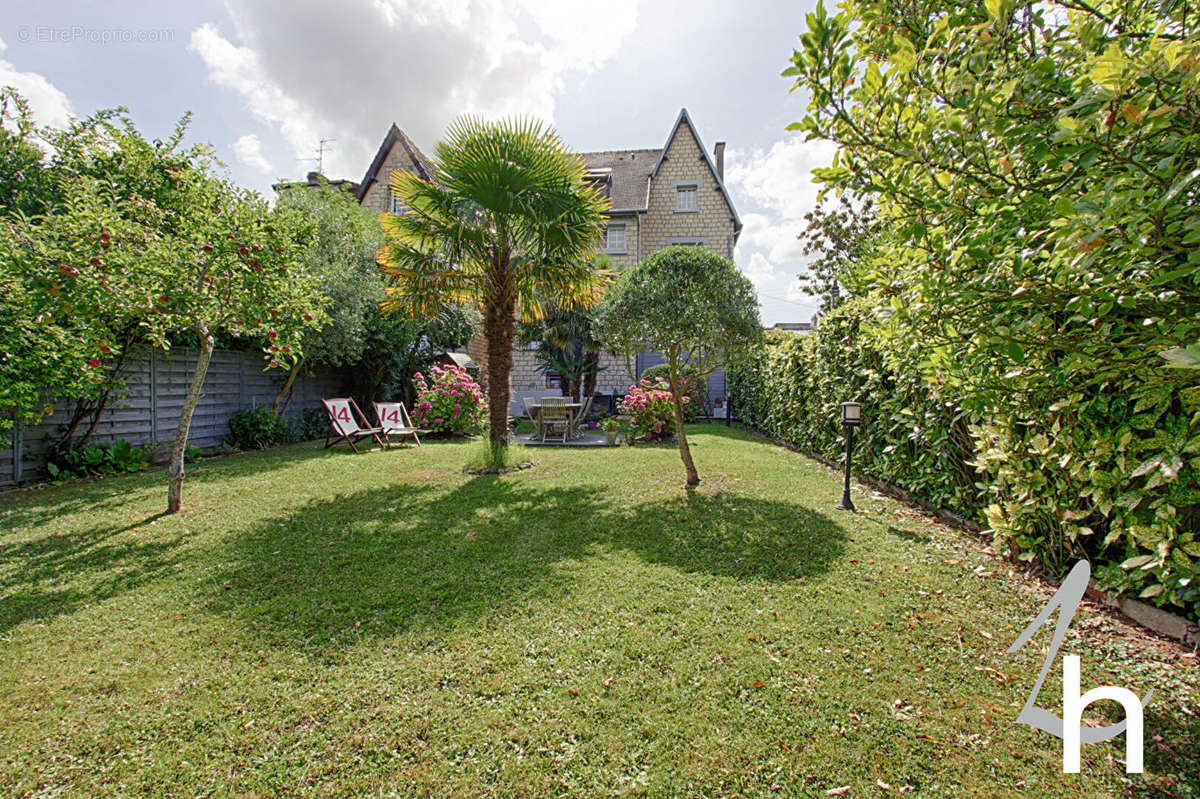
1, 347, 345, 487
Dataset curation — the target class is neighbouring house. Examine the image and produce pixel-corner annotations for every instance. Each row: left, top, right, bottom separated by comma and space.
273, 170, 359, 195
354, 109, 743, 415
771, 321, 813, 334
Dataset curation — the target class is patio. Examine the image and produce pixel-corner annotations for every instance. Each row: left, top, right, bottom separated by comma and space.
516, 430, 615, 447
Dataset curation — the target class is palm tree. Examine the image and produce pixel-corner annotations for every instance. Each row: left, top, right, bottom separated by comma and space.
517, 302, 605, 403
378, 117, 610, 453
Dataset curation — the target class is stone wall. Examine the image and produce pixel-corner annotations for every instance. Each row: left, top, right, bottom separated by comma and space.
640, 121, 737, 260
359, 141, 428, 213
600, 212, 640, 269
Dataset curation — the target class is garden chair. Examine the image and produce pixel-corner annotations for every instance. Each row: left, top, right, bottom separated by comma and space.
538, 396, 570, 443
322, 398, 386, 453
570, 394, 594, 438
373, 401, 421, 448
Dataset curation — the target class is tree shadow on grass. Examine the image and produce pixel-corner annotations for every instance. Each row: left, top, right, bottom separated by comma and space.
0, 525, 186, 633
207, 479, 846, 652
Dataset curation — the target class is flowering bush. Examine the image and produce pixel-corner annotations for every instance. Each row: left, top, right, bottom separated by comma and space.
412, 364, 487, 435
619, 378, 688, 441
638, 364, 706, 421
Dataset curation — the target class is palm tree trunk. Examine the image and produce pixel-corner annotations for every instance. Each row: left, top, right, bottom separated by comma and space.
669, 355, 699, 486
484, 300, 515, 448
167, 322, 214, 514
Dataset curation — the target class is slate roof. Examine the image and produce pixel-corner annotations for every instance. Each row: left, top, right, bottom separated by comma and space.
355, 123, 436, 203
579, 148, 659, 213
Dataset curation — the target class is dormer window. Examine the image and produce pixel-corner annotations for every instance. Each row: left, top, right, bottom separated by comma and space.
675, 183, 698, 212
603, 223, 627, 253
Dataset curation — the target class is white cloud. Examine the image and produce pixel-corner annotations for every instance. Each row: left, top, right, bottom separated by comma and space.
742, 251, 774, 287
0, 36, 74, 129
723, 135, 840, 325
189, 0, 640, 184
233, 133, 273, 173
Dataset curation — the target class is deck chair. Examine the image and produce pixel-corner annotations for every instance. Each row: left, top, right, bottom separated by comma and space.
373, 401, 421, 448
322, 398, 386, 453
570, 395, 594, 438
538, 396, 570, 443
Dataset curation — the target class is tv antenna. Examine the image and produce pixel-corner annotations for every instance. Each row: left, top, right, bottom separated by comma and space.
298, 137, 336, 174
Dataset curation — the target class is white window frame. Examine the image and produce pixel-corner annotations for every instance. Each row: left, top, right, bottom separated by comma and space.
675, 184, 698, 213
603, 223, 627, 253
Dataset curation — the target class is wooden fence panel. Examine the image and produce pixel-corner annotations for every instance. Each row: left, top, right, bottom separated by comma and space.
0, 348, 346, 487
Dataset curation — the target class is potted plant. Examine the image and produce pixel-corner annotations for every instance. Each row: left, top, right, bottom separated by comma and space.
586, 413, 601, 431
601, 417, 620, 446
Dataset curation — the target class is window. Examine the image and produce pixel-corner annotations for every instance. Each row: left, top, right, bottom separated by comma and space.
676, 184, 698, 212
603, 223, 627, 253
545, 372, 563, 389
390, 192, 406, 214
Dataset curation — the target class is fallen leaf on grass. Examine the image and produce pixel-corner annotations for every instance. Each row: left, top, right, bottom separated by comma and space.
826, 787, 851, 796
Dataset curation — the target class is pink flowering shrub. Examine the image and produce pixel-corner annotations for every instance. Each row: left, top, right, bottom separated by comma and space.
619, 378, 688, 441
412, 364, 487, 435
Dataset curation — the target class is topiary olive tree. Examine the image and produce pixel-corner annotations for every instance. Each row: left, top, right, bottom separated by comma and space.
594, 245, 762, 486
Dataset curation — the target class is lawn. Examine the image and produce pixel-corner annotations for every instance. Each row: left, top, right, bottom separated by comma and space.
0, 426, 1196, 797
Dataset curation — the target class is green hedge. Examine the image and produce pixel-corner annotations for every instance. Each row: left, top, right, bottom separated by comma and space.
728, 299, 1200, 620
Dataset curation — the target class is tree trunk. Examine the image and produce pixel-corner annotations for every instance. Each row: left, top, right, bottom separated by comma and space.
167, 322, 214, 514
669, 354, 699, 486
484, 300, 515, 448
583, 352, 598, 399
273, 358, 304, 415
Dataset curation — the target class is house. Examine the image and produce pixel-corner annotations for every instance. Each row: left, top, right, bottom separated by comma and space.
771, 321, 813, 334
273, 170, 359, 195
354, 109, 742, 414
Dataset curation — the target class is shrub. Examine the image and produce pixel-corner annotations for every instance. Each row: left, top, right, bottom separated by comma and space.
278, 407, 327, 444
638, 363, 706, 420
619, 378, 681, 442
226, 406, 280, 450
46, 439, 152, 480
728, 299, 1200, 621
412, 364, 487, 435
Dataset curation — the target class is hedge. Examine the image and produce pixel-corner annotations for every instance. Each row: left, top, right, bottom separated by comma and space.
728, 299, 1200, 621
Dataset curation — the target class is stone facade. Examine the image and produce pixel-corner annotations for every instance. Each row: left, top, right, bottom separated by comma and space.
639, 118, 738, 260
508, 348, 633, 396
356, 124, 436, 213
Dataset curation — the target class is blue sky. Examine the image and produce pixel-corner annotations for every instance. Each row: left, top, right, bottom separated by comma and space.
2, 0, 831, 325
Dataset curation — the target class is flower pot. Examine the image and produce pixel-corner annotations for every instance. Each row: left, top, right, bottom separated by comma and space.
604, 430, 618, 446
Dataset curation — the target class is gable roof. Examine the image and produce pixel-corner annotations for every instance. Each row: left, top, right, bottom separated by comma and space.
652, 108, 741, 235
355, 123, 436, 203
579, 148, 659, 213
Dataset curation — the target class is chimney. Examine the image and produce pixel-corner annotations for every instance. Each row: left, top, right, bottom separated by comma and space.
713, 142, 726, 181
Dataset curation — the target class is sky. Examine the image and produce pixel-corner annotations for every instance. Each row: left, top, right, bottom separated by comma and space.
2, 0, 832, 325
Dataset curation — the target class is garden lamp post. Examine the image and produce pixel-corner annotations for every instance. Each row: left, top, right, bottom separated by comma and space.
836, 402, 861, 511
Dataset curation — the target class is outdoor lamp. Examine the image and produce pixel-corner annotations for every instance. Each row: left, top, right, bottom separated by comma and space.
841, 402, 862, 426
836, 402, 862, 511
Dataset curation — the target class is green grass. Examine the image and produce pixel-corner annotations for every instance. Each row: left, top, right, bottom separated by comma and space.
0, 426, 1195, 797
